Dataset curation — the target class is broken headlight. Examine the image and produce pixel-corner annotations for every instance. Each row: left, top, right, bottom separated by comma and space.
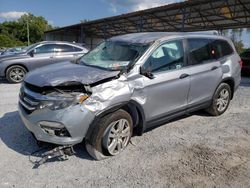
39, 94, 89, 111
39, 100, 74, 111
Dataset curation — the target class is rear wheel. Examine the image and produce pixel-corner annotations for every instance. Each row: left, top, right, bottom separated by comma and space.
6, 65, 27, 83
206, 83, 231, 116
85, 109, 133, 160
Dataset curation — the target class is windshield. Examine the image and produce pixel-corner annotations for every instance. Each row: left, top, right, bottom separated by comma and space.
21, 43, 37, 52
80, 41, 149, 71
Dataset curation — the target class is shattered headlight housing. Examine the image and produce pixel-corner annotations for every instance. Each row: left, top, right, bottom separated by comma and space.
39, 94, 89, 111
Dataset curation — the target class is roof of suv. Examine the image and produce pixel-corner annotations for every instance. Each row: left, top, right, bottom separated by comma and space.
109, 31, 225, 44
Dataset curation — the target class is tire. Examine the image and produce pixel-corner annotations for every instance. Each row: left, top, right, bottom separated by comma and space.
206, 83, 232, 116
6, 65, 27, 83
85, 109, 133, 160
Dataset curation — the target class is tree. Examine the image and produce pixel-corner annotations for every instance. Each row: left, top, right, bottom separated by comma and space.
0, 34, 24, 48
233, 40, 245, 54
221, 28, 246, 53
17, 13, 53, 43
0, 13, 53, 48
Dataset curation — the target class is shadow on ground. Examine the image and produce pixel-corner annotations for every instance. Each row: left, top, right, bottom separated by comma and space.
0, 111, 93, 165
0, 78, 8, 84
240, 76, 250, 87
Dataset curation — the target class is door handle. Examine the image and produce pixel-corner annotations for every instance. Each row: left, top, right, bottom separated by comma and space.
211, 66, 218, 71
179, 73, 189, 79
50, 56, 54, 59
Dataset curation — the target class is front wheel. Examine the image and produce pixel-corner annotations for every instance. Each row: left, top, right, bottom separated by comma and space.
6, 65, 27, 83
85, 109, 133, 160
206, 83, 232, 116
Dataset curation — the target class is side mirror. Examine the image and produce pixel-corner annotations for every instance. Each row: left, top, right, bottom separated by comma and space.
140, 66, 154, 79
29, 50, 34, 57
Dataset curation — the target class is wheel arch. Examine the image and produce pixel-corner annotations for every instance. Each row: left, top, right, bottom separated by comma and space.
5, 63, 29, 77
85, 100, 146, 142
121, 100, 146, 136
221, 78, 235, 99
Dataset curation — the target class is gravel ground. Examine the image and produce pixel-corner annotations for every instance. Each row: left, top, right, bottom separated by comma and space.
0, 77, 250, 188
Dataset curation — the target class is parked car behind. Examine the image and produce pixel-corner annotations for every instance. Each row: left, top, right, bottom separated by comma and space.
1, 46, 25, 56
240, 49, 250, 75
0, 48, 6, 54
18, 32, 241, 160
0, 41, 88, 83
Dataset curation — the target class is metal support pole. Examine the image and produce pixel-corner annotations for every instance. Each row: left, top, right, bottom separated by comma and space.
80, 25, 85, 43
140, 15, 143, 32
27, 18, 30, 45
181, 8, 186, 32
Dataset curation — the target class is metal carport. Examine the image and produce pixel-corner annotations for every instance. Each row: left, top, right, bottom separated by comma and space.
44, 0, 250, 48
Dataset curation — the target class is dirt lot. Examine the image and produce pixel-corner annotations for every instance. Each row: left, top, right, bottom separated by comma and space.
0, 77, 250, 188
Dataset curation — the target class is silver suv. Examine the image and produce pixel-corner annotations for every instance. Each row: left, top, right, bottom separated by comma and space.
0, 41, 88, 83
18, 32, 241, 160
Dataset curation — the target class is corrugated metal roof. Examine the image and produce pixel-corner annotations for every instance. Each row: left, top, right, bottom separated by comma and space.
45, 0, 250, 38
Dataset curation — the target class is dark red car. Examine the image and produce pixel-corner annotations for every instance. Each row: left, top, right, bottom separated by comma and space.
241, 49, 250, 75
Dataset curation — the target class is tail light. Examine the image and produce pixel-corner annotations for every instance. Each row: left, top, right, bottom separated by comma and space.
239, 60, 243, 68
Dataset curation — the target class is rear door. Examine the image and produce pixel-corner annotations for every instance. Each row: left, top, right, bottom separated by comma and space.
186, 38, 222, 107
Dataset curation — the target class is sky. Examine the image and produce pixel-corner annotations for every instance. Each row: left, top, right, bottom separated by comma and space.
0, 0, 179, 26
0, 0, 249, 47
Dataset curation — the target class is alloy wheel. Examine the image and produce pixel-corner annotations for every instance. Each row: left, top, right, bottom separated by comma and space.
216, 88, 230, 112
9, 67, 26, 82
103, 119, 131, 156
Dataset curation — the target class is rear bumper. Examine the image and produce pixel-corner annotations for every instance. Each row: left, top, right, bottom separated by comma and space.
18, 102, 95, 145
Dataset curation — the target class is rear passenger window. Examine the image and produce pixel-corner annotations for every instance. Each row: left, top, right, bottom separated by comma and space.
55, 45, 75, 53
211, 40, 234, 59
73, 47, 83, 52
187, 38, 213, 65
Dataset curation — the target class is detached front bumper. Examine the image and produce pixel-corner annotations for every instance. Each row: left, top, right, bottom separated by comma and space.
18, 102, 95, 145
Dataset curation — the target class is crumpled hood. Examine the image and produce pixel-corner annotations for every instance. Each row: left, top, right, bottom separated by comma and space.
25, 61, 120, 87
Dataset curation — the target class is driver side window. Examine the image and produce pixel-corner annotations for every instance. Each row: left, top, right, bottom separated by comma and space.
143, 40, 185, 73
34, 44, 56, 54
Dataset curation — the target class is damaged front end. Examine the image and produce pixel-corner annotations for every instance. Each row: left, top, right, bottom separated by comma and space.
23, 81, 91, 112
18, 80, 96, 146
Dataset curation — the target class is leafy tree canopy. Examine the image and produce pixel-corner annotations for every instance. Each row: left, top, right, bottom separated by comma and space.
0, 13, 53, 48
222, 28, 249, 54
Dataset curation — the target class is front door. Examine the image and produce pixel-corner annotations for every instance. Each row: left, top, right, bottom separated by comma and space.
28, 44, 57, 70
140, 39, 191, 122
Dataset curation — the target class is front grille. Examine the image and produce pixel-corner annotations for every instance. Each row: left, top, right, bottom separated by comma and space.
24, 82, 45, 94
19, 89, 40, 114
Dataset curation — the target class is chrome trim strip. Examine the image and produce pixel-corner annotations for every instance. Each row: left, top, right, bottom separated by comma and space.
23, 97, 39, 106
19, 100, 36, 111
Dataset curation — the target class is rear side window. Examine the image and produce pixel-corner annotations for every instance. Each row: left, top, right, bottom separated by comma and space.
73, 47, 83, 52
52, 44, 83, 53
55, 45, 75, 53
211, 39, 234, 59
187, 38, 212, 65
